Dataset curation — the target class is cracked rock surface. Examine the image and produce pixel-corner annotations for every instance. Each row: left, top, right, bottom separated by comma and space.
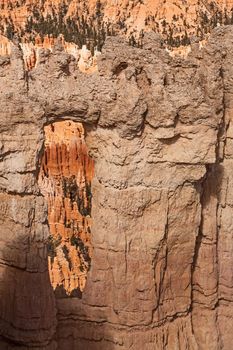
0, 27, 233, 349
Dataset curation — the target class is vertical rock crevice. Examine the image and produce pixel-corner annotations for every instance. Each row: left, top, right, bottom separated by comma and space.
191, 164, 220, 349
190, 62, 228, 349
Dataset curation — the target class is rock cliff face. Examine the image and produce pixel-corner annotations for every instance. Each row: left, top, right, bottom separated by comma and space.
1, 27, 233, 349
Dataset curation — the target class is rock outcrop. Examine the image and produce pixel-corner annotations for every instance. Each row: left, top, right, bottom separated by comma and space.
0, 27, 233, 349
0, 34, 100, 72
20, 36, 100, 72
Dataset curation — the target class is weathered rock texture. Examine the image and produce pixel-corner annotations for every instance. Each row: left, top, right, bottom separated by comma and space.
0, 27, 233, 349
19, 36, 100, 73
39, 121, 94, 296
0, 34, 100, 73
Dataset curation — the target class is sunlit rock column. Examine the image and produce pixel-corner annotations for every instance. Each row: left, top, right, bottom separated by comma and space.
39, 121, 94, 296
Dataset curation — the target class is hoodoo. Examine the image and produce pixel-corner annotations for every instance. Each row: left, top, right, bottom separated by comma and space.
39, 121, 94, 296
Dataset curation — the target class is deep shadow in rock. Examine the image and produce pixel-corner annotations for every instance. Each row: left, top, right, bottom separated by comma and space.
0, 233, 114, 350
57, 318, 116, 350
0, 233, 57, 350
54, 285, 82, 299
54, 283, 115, 349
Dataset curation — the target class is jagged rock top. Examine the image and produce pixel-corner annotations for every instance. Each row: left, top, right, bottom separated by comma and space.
0, 28, 230, 139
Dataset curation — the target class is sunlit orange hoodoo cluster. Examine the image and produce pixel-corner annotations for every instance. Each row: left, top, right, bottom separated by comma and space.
38, 121, 94, 296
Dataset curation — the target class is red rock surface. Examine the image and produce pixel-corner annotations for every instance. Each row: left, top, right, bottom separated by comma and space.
1, 0, 233, 43
39, 121, 94, 295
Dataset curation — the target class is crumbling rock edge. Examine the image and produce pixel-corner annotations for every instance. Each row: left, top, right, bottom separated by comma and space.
0, 27, 233, 349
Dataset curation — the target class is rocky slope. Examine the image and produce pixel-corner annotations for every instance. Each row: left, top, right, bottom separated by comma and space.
1, 0, 233, 50
2, 0, 233, 73
1, 26, 233, 349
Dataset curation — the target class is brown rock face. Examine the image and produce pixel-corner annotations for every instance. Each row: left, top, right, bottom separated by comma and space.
39, 121, 94, 296
1, 28, 233, 349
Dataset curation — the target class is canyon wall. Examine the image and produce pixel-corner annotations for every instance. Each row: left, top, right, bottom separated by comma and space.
0, 27, 233, 349
1, 0, 233, 36
2, 0, 233, 54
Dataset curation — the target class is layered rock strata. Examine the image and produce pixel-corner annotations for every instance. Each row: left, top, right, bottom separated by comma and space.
0, 28, 233, 349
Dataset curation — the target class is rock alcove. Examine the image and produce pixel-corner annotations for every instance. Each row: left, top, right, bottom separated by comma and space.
38, 120, 94, 297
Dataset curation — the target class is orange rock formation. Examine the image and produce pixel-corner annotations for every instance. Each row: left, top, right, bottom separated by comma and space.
0, 33, 99, 72
0, 34, 11, 56
1, 0, 233, 40
38, 121, 94, 296
1, 0, 233, 65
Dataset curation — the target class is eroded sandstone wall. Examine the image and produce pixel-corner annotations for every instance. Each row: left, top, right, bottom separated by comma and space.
0, 28, 233, 349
